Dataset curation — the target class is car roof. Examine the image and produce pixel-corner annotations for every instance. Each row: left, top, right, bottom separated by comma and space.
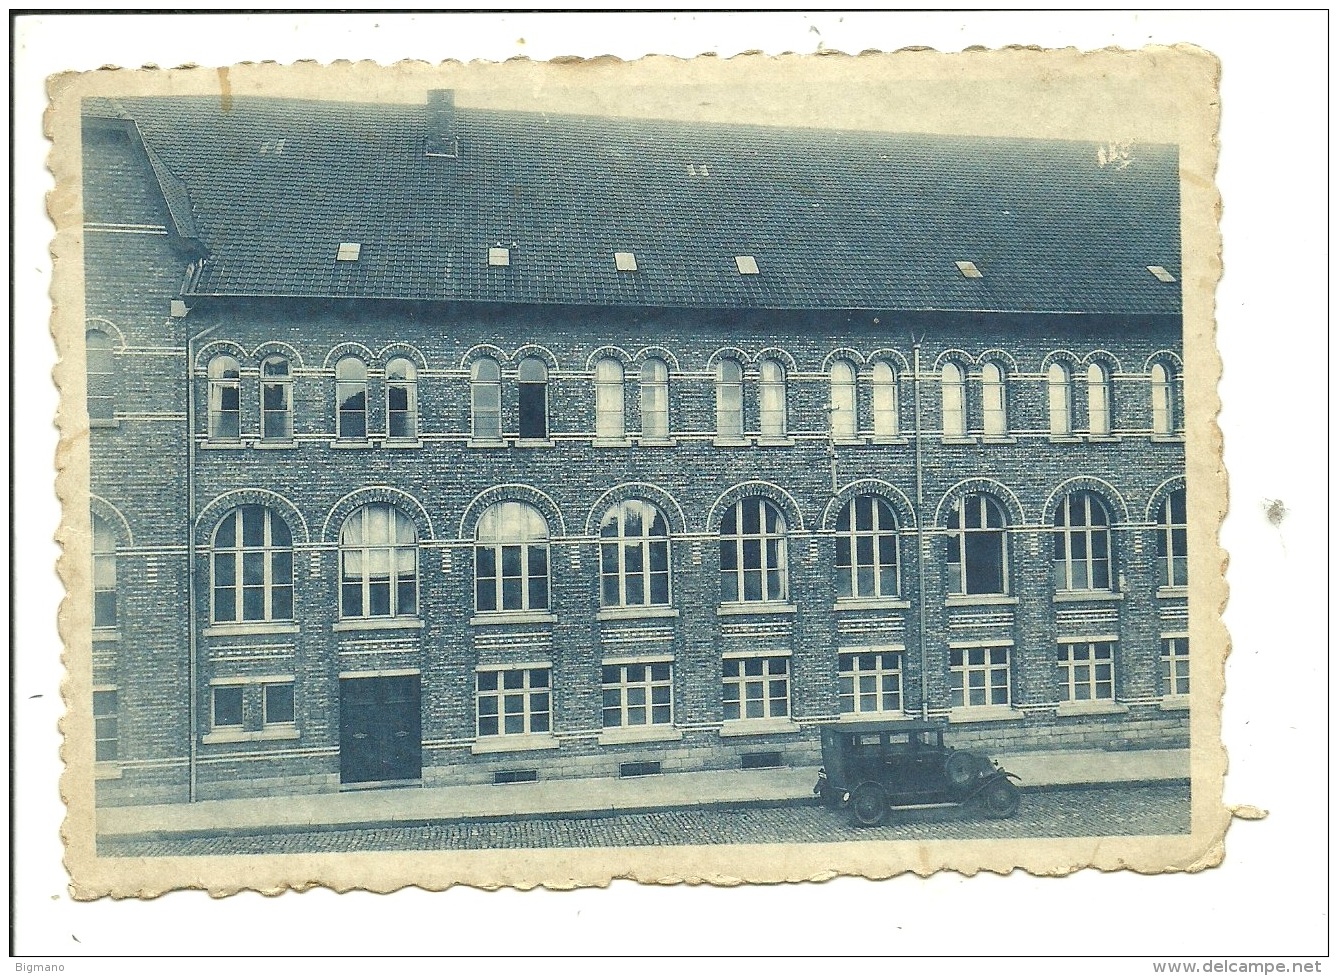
821, 720, 948, 734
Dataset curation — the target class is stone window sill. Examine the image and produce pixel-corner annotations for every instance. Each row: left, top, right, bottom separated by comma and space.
591, 438, 634, 449
1055, 700, 1130, 718
95, 762, 123, 781
831, 437, 866, 447
1086, 434, 1122, 443
635, 437, 677, 447
755, 436, 796, 447
469, 610, 557, 627
596, 605, 679, 622
712, 437, 751, 448
870, 436, 909, 446
516, 439, 556, 449
598, 725, 684, 746
945, 594, 1018, 607
252, 440, 298, 450
1157, 587, 1189, 600
202, 726, 300, 745
382, 438, 422, 450
92, 627, 122, 643
1048, 435, 1083, 444
467, 438, 508, 449
328, 440, 373, 450
203, 621, 300, 638
838, 711, 914, 724
332, 617, 424, 633
200, 440, 247, 450
89, 418, 120, 429
981, 435, 1017, 444
719, 718, 800, 738
948, 705, 1024, 724
833, 597, 910, 612
717, 601, 797, 617
940, 436, 977, 446
1150, 434, 1186, 444
1159, 695, 1191, 712
471, 734, 560, 755
1053, 590, 1125, 604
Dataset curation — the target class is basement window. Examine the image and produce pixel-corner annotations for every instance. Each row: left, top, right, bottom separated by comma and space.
619, 760, 662, 778
734, 255, 760, 275
336, 243, 362, 262
488, 247, 511, 267
614, 251, 638, 272
955, 260, 983, 279
1147, 265, 1177, 283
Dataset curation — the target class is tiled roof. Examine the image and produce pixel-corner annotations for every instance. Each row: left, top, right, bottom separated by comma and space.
87, 94, 1182, 315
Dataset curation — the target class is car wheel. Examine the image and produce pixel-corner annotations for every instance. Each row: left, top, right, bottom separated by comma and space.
849, 781, 889, 827
944, 750, 979, 790
978, 778, 1022, 819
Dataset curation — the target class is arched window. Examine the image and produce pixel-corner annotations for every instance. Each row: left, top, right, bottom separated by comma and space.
92, 512, 117, 629
981, 361, 1007, 436
829, 360, 857, 440
517, 357, 549, 440
1047, 362, 1073, 436
639, 357, 670, 441
872, 361, 899, 439
720, 498, 788, 604
1156, 488, 1188, 588
475, 502, 550, 613
339, 504, 417, 618
941, 362, 966, 438
335, 357, 367, 441
715, 359, 744, 440
1151, 362, 1177, 435
1087, 362, 1112, 436
1052, 491, 1113, 591
758, 359, 787, 439
86, 329, 115, 421
835, 496, 900, 599
599, 499, 670, 607
470, 357, 502, 442
594, 358, 625, 441
207, 354, 241, 440
385, 357, 418, 441
212, 505, 294, 623
946, 493, 1008, 595
260, 356, 293, 442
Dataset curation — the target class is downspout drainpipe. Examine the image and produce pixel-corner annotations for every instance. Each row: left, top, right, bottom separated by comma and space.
184, 292, 218, 803
912, 339, 930, 722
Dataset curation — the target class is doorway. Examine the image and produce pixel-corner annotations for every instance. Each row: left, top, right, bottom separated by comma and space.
339, 674, 422, 786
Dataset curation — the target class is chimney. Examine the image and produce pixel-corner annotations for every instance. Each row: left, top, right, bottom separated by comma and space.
425, 90, 459, 159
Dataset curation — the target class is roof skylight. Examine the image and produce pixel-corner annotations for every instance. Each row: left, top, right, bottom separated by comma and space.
735, 255, 760, 275
955, 260, 983, 279
489, 247, 511, 267
1147, 265, 1176, 283
336, 243, 362, 262
614, 251, 638, 272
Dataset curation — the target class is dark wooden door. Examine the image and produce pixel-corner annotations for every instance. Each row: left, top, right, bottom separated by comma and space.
339, 675, 422, 785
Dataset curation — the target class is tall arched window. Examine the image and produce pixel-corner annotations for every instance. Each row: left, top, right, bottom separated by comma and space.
981, 361, 1007, 436
339, 505, 417, 618
92, 512, 117, 629
1156, 488, 1188, 588
829, 360, 858, 440
1151, 362, 1177, 435
599, 499, 670, 607
871, 361, 899, 439
260, 356, 293, 442
470, 357, 502, 442
639, 357, 670, 441
213, 505, 294, 623
1047, 362, 1073, 436
720, 498, 788, 604
335, 357, 368, 441
946, 493, 1008, 595
715, 359, 744, 440
1052, 491, 1113, 591
594, 357, 625, 441
835, 496, 900, 599
1087, 362, 1112, 436
941, 362, 966, 438
758, 359, 787, 439
517, 357, 548, 440
475, 501, 550, 613
86, 329, 115, 421
207, 354, 241, 440
385, 358, 418, 441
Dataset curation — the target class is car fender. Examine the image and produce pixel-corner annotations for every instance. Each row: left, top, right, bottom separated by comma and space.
965, 769, 1019, 798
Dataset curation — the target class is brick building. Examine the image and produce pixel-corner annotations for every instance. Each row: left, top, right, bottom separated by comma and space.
82, 92, 1189, 805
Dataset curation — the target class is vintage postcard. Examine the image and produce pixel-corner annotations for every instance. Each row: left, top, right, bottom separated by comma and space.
50, 47, 1226, 898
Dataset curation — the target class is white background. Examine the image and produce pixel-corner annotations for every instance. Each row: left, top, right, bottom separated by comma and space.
10, 10, 1329, 967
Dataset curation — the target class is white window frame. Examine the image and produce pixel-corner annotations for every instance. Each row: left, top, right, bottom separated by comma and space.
475, 666, 552, 737
1160, 637, 1190, 697
1052, 492, 1113, 592
941, 361, 966, 438
1087, 362, 1112, 436
638, 357, 670, 440
212, 505, 295, 624
981, 361, 1007, 436
1157, 489, 1189, 588
871, 360, 899, 439
1151, 362, 1176, 435
474, 501, 551, 613
594, 357, 625, 441
470, 357, 503, 442
92, 511, 117, 630
758, 359, 787, 439
385, 357, 419, 441
207, 354, 242, 441
949, 646, 1011, 708
835, 495, 901, 600
211, 684, 245, 730
517, 356, 549, 441
722, 655, 790, 721
719, 497, 789, 604
715, 359, 744, 440
946, 493, 1009, 596
1047, 362, 1073, 436
601, 660, 673, 729
838, 649, 904, 716
334, 356, 368, 441
829, 360, 858, 440
338, 504, 419, 619
93, 686, 119, 762
1057, 641, 1116, 702
86, 329, 116, 420
260, 355, 293, 441
262, 681, 296, 728
599, 499, 671, 608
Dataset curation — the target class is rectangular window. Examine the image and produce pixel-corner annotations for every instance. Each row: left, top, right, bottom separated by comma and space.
1058, 642, 1115, 702
261, 379, 292, 440
722, 656, 790, 721
263, 682, 295, 726
949, 647, 1011, 708
212, 685, 244, 729
93, 688, 118, 762
838, 651, 904, 716
1161, 638, 1190, 697
476, 667, 551, 737
601, 662, 673, 728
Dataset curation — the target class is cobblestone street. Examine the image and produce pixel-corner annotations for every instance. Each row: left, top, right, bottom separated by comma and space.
99, 782, 1189, 857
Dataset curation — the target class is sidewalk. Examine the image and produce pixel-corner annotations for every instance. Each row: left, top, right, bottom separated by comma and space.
96, 748, 1189, 840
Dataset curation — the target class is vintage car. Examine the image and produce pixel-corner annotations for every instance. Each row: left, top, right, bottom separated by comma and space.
813, 719, 1022, 826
